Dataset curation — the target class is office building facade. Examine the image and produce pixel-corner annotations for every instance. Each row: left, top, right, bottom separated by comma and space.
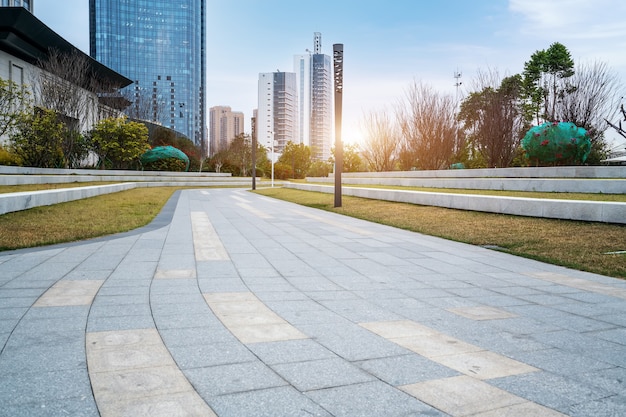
209, 106, 244, 155
1, 0, 32, 11
294, 32, 333, 161
257, 72, 298, 155
89, 0, 206, 150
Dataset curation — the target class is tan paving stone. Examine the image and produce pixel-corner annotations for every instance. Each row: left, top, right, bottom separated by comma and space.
87, 329, 217, 417
89, 365, 191, 403
191, 211, 229, 261
208, 300, 271, 315
447, 306, 517, 321
434, 350, 538, 380
87, 342, 173, 373
360, 320, 438, 338
471, 401, 569, 417
393, 333, 484, 358
204, 292, 309, 344
401, 375, 526, 417
87, 329, 162, 350
203, 292, 257, 303
216, 311, 285, 327
34, 280, 104, 307
154, 269, 196, 279
97, 391, 216, 417
528, 272, 626, 300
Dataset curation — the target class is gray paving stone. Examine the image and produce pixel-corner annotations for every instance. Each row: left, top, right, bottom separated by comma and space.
159, 325, 236, 346
296, 322, 410, 361
491, 371, 614, 412
576, 366, 626, 395
510, 348, 614, 375
207, 386, 333, 417
271, 357, 375, 391
357, 353, 459, 386
567, 395, 626, 417
167, 341, 256, 369
185, 361, 287, 396
0, 307, 27, 320
0, 368, 93, 406
306, 381, 448, 417
86, 315, 155, 332
0, 396, 99, 417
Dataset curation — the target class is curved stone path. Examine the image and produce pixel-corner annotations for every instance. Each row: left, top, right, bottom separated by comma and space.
1, 188, 625, 416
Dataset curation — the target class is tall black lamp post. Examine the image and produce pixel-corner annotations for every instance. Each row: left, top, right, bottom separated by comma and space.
333, 43, 344, 208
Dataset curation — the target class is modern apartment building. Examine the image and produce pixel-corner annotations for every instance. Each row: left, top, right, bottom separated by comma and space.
294, 32, 333, 161
0, 0, 32, 11
209, 106, 245, 155
89, 0, 206, 151
257, 72, 298, 155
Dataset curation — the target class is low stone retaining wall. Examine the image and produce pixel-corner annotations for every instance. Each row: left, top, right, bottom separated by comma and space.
307, 166, 626, 194
0, 183, 137, 215
0, 165, 235, 186
286, 183, 626, 225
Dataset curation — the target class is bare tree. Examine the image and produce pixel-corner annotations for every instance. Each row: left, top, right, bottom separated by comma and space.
34, 49, 96, 131
122, 83, 164, 123
397, 81, 458, 170
555, 60, 623, 163
360, 108, 399, 172
0, 77, 31, 138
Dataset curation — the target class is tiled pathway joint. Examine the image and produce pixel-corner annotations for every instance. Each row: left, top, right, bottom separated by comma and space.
1, 189, 625, 416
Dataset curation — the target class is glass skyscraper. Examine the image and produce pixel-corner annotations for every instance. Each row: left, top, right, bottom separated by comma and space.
89, 0, 206, 149
294, 33, 332, 161
1, 0, 33, 11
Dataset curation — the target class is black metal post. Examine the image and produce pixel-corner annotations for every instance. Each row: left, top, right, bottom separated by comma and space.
251, 133, 257, 190
333, 43, 343, 208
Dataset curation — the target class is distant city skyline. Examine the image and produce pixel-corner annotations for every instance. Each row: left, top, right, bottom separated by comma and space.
35, 1, 626, 149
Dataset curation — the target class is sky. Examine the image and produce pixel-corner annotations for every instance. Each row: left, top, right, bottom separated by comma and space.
36, 0, 626, 150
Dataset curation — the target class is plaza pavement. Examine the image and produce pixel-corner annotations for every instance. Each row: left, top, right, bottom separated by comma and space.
1, 188, 625, 417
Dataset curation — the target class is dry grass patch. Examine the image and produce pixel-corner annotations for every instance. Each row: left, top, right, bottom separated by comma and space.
254, 188, 626, 278
0, 187, 175, 250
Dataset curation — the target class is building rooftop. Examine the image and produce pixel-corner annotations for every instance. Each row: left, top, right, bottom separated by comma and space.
0, 7, 132, 89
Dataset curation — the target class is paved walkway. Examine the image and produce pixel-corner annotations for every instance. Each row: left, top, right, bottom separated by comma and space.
1, 188, 625, 417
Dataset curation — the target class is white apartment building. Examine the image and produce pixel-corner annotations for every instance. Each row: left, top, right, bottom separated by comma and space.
257, 72, 298, 156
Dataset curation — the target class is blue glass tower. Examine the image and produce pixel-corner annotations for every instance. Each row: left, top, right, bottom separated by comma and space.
89, 0, 206, 149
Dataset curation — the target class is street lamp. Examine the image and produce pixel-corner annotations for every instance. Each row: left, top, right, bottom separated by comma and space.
333, 43, 344, 208
268, 131, 275, 187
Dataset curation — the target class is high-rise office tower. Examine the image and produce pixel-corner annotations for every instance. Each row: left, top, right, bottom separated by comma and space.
257, 72, 298, 155
89, 0, 206, 150
0, 0, 33, 11
294, 32, 333, 161
209, 106, 245, 155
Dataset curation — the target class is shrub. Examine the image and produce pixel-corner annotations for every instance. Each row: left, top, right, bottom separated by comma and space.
522, 122, 591, 166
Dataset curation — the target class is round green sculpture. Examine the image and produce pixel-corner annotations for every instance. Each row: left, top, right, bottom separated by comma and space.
140, 146, 190, 171
522, 122, 591, 165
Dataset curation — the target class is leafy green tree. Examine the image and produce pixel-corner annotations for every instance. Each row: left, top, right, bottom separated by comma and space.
229, 134, 252, 176
331, 143, 363, 172
307, 160, 332, 177
278, 142, 311, 179
522, 42, 575, 124
273, 162, 293, 180
10, 108, 65, 168
0, 77, 31, 138
459, 73, 528, 167
89, 116, 150, 169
